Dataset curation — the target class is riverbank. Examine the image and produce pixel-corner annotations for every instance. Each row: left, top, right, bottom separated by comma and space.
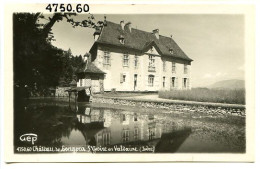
92, 95, 245, 116
27, 94, 246, 117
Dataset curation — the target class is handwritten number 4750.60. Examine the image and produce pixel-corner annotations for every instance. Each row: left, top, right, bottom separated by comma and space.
45, 4, 89, 13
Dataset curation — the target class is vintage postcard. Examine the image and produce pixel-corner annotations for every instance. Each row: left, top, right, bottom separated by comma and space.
3, 3, 255, 162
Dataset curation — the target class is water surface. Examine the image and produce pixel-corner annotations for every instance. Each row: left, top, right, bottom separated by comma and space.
14, 98, 245, 153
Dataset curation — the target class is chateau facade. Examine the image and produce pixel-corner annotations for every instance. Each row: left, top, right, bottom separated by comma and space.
77, 20, 193, 92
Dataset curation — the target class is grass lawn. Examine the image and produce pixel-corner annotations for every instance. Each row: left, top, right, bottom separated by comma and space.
159, 88, 245, 105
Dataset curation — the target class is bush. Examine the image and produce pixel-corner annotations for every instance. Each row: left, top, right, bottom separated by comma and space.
158, 88, 245, 104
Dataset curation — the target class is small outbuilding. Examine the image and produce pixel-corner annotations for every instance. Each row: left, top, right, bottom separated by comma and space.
76, 62, 106, 93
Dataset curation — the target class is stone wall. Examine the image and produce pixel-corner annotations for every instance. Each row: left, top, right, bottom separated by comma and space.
92, 97, 246, 116
55, 87, 70, 97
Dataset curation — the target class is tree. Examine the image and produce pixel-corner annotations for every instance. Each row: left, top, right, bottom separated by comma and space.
13, 13, 104, 96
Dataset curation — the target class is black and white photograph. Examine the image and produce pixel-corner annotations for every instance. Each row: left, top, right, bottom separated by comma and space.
1, 3, 256, 163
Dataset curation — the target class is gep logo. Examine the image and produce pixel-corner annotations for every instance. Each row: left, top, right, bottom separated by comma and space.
20, 133, 37, 145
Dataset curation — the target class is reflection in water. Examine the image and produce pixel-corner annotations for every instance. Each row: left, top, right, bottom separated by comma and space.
14, 99, 245, 153
72, 104, 191, 151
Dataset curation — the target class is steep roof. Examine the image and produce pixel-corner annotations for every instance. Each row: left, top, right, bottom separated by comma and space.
77, 62, 105, 74
93, 21, 193, 62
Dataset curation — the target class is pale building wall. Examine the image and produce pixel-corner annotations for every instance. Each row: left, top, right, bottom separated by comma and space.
92, 44, 191, 91
94, 45, 142, 91
77, 75, 91, 87
161, 56, 191, 90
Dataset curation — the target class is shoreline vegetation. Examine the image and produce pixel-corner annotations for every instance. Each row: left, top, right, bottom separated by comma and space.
28, 92, 245, 110
26, 97, 245, 117
159, 88, 245, 105
24, 88, 245, 109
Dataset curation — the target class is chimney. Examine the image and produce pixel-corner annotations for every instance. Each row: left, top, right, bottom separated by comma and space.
153, 29, 159, 39
125, 22, 132, 32
120, 20, 125, 30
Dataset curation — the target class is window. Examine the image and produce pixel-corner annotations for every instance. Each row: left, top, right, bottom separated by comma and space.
103, 51, 110, 65
169, 48, 174, 54
148, 127, 155, 140
123, 75, 126, 82
134, 55, 138, 69
163, 60, 166, 72
183, 78, 189, 89
122, 114, 126, 121
79, 79, 83, 87
120, 39, 125, 44
103, 132, 110, 145
171, 77, 175, 88
163, 76, 165, 88
148, 75, 154, 87
134, 128, 139, 140
134, 74, 137, 90
123, 53, 129, 67
120, 73, 126, 83
96, 133, 102, 146
122, 130, 130, 142
119, 35, 125, 44
148, 55, 155, 72
134, 114, 138, 121
183, 78, 187, 88
184, 64, 188, 74
172, 62, 176, 73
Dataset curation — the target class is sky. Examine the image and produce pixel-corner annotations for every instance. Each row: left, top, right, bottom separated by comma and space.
50, 14, 245, 87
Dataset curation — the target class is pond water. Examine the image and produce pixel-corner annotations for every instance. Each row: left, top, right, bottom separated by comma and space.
14, 99, 245, 153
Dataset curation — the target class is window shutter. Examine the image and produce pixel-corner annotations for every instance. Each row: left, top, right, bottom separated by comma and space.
137, 57, 139, 68
170, 77, 173, 89
133, 56, 135, 67
122, 55, 124, 67
145, 75, 149, 87
103, 52, 105, 65
187, 78, 190, 89
155, 75, 159, 87
175, 77, 178, 89
172, 62, 176, 73
109, 52, 111, 65
120, 73, 123, 83
83, 79, 85, 86
127, 55, 130, 67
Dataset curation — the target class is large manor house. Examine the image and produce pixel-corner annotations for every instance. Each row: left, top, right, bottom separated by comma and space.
77, 20, 193, 93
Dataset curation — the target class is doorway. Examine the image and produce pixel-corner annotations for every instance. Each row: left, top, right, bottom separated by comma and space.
134, 74, 137, 91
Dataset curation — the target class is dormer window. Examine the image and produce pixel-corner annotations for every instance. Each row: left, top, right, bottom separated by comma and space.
169, 48, 173, 54
119, 35, 125, 44
93, 27, 102, 41
120, 39, 125, 44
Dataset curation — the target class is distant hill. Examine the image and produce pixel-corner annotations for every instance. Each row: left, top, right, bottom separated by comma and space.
208, 79, 245, 89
